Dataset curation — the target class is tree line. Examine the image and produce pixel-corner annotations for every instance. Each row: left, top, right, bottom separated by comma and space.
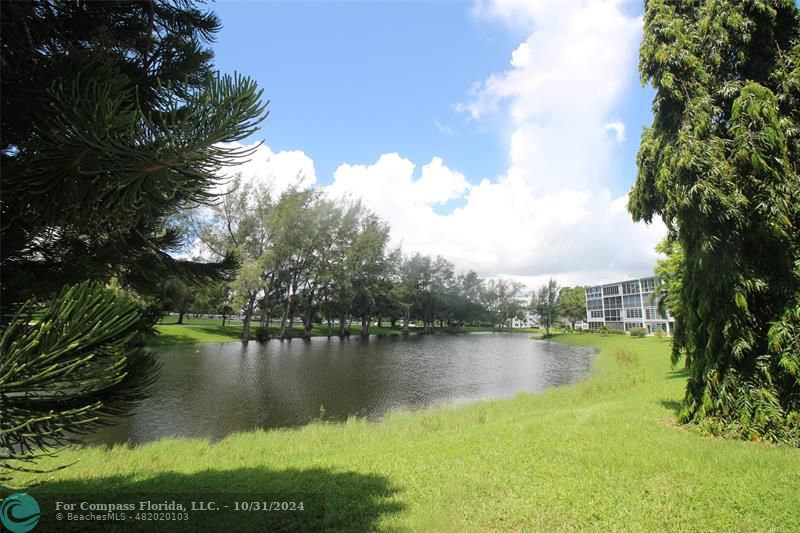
160, 177, 588, 340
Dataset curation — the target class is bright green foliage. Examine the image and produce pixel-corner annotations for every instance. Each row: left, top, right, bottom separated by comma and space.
630, 0, 800, 444
0, 1, 265, 315
0, 282, 158, 478
557, 286, 586, 330
653, 238, 685, 322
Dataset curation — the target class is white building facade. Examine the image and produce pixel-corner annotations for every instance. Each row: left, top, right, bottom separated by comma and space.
510, 295, 538, 328
585, 276, 674, 334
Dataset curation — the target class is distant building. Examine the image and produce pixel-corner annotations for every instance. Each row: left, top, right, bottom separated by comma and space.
511, 312, 538, 329
511, 295, 538, 328
585, 276, 674, 334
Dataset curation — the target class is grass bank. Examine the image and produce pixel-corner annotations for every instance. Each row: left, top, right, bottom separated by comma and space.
151, 315, 538, 345
5, 335, 798, 531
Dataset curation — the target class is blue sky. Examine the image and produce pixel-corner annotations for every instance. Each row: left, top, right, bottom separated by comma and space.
213, 2, 512, 190
209, 1, 665, 286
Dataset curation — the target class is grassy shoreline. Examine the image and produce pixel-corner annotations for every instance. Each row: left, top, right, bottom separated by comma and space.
151, 316, 541, 345
6, 334, 799, 531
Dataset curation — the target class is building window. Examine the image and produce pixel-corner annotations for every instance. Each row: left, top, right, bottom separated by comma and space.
604, 296, 622, 309
641, 278, 656, 293
602, 285, 620, 296
588, 321, 603, 330
590, 310, 603, 318
586, 286, 602, 299
624, 321, 643, 331
622, 280, 640, 295
604, 309, 621, 321
622, 294, 642, 308
626, 308, 642, 319
645, 308, 664, 320
587, 299, 603, 310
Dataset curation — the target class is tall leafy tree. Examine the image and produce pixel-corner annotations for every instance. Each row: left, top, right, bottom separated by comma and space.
557, 286, 586, 330
532, 279, 560, 337
161, 277, 196, 324
196, 176, 273, 340
349, 213, 391, 337
630, 0, 799, 444
481, 279, 525, 331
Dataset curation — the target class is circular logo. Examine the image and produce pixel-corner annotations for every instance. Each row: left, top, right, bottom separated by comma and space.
0, 493, 40, 533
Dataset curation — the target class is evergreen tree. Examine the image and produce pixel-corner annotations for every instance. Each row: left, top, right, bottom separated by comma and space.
1, 282, 159, 479
0, 0, 267, 474
630, 0, 800, 444
0, 0, 266, 315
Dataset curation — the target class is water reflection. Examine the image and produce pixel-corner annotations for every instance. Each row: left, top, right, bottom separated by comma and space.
88, 333, 595, 445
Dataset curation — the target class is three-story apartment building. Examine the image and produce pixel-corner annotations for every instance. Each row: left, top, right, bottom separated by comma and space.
585, 276, 674, 334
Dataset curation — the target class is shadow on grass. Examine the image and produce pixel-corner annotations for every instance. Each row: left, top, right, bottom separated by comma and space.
659, 399, 682, 415
15, 467, 402, 532
666, 368, 690, 380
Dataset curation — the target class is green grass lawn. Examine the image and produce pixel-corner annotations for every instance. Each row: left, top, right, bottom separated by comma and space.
151, 316, 539, 345
5, 334, 798, 531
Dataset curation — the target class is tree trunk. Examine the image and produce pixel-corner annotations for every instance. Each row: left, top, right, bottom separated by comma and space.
327, 317, 333, 338
339, 311, 348, 337
279, 288, 293, 339
177, 310, 185, 324
377, 315, 382, 328
361, 314, 369, 338
303, 299, 315, 339
257, 298, 271, 341
222, 314, 227, 327
241, 291, 257, 341
402, 304, 410, 334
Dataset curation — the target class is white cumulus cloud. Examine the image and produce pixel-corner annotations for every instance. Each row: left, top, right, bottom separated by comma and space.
326, 0, 666, 287
215, 141, 317, 196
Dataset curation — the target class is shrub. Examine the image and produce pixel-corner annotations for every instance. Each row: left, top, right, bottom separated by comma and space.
629, 327, 647, 338
598, 325, 625, 336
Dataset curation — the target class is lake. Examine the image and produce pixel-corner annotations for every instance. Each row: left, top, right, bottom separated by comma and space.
87, 333, 595, 445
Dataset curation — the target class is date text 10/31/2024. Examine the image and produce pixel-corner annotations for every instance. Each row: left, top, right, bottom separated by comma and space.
53, 500, 305, 512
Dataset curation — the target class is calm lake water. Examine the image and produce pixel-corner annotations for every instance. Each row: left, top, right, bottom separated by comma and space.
87, 333, 595, 445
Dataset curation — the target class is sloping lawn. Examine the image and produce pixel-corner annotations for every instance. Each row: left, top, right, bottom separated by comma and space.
5, 334, 798, 531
